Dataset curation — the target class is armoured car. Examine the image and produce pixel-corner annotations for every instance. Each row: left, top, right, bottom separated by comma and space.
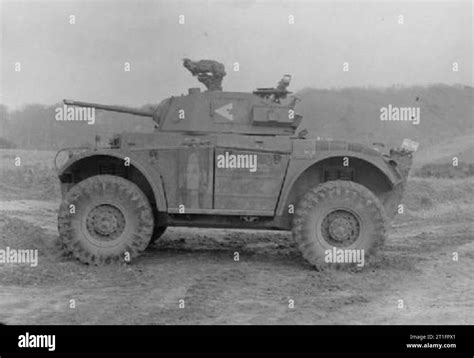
56, 63, 415, 268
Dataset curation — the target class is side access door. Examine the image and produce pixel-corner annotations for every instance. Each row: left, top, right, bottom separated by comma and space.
213, 135, 291, 216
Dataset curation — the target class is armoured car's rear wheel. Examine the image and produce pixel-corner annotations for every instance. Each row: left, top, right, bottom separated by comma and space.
292, 180, 387, 269
58, 175, 154, 265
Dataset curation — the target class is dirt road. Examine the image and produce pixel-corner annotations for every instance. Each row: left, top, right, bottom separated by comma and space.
0, 183, 473, 325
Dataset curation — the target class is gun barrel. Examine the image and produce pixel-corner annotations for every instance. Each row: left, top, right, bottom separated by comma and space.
63, 99, 154, 117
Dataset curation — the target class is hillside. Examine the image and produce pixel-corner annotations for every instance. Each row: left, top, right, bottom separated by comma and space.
295, 85, 473, 160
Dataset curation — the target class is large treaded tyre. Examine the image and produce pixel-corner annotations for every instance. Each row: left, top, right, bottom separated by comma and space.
292, 180, 388, 269
58, 175, 154, 265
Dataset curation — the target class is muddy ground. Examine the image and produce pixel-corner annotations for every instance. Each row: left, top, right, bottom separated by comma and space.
0, 176, 473, 324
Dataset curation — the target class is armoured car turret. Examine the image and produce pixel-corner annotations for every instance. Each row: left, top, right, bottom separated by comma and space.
57, 59, 416, 269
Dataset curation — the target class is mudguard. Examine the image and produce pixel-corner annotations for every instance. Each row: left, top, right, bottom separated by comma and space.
57, 149, 168, 212
275, 140, 406, 217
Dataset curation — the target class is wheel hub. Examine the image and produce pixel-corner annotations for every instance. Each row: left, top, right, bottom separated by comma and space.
86, 204, 125, 241
321, 210, 360, 247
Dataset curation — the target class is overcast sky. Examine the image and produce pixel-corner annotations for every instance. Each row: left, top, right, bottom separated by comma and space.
1, 0, 472, 109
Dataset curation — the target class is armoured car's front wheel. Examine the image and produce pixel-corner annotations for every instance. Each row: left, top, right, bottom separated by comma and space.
58, 175, 154, 265
292, 180, 387, 269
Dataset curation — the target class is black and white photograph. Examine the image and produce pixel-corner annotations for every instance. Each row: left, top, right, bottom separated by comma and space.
0, 0, 473, 354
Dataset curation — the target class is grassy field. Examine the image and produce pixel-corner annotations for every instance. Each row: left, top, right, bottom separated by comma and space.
399, 177, 474, 224
0, 149, 59, 200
